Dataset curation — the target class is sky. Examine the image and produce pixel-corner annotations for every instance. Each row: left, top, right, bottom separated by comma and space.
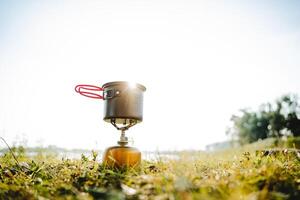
0, 0, 300, 151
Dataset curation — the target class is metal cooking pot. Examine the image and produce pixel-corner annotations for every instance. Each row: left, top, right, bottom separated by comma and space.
102, 81, 146, 124
75, 81, 146, 125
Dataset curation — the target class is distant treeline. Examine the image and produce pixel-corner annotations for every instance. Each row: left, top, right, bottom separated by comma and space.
0, 145, 100, 154
228, 94, 300, 144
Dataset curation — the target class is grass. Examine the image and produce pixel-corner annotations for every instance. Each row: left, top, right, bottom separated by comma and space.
0, 139, 299, 200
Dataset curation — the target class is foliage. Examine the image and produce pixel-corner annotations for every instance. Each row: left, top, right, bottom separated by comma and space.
229, 94, 300, 144
0, 141, 299, 200
274, 137, 300, 149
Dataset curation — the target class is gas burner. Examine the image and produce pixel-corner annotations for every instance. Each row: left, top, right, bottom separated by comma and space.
75, 81, 146, 168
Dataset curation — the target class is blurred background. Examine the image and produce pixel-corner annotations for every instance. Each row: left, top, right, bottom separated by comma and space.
0, 0, 299, 151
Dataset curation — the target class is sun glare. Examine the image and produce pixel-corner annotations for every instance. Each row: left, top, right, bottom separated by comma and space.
128, 82, 138, 89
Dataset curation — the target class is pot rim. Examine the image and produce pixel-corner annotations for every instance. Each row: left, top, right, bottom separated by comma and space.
102, 81, 146, 91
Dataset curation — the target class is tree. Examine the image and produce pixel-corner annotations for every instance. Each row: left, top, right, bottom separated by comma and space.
228, 94, 300, 144
230, 109, 269, 144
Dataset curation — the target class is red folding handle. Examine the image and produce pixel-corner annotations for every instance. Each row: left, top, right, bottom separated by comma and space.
75, 84, 103, 99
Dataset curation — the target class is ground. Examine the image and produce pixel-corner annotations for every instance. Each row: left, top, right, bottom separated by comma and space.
0, 138, 299, 200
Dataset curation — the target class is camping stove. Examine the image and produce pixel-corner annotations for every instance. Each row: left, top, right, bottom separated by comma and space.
75, 81, 146, 168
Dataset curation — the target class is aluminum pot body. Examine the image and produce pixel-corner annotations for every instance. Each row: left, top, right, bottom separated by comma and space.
102, 82, 146, 124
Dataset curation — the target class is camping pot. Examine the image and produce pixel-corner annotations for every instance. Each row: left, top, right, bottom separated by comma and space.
75, 81, 146, 124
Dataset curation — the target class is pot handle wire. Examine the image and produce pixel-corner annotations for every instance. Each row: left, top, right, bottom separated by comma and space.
75, 84, 103, 99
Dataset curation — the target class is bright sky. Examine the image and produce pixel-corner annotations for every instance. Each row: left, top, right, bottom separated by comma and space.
0, 0, 300, 151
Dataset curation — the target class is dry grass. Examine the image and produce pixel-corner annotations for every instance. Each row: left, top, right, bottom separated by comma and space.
0, 139, 299, 200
